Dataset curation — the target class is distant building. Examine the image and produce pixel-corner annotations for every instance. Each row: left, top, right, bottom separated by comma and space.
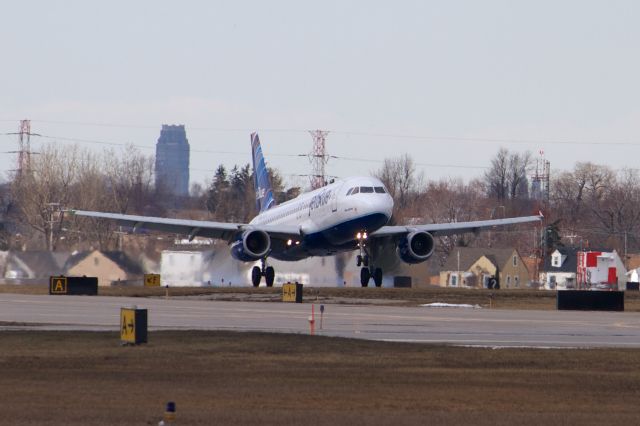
439, 247, 530, 289
3, 250, 144, 286
541, 247, 579, 290
160, 248, 215, 287
155, 124, 190, 196
64, 250, 144, 286
540, 247, 626, 290
4, 251, 68, 281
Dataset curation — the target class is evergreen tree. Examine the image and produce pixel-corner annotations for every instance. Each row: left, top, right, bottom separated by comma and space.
206, 165, 229, 218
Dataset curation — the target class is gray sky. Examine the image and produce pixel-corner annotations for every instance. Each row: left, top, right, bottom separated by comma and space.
1, 0, 639, 189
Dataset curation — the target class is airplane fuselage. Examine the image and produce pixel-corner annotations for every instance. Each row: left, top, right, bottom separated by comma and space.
248, 176, 393, 260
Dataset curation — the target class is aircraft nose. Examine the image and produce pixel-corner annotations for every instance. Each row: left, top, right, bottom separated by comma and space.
382, 195, 393, 219
359, 194, 393, 222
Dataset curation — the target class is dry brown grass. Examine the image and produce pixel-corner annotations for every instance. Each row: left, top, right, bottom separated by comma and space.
4, 284, 640, 311
2, 330, 640, 425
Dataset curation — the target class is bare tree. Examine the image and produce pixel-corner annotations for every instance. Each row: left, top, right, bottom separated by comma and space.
484, 148, 532, 200
417, 178, 485, 261
103, 145, 155, 214
11, 145, 82, 250
550, 162, 616, 247
507, 151, 532, 199
374, 154, 422, 222
484, 148, 509, 200
589, 169, 640, 252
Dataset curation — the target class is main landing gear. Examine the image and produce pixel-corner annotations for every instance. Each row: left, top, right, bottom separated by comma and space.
360, 266, 383, 288
356, 232, 383, 288
251, 258, 275, 287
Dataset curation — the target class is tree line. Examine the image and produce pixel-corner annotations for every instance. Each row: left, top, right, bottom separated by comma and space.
2, 142, 638, 264
374, 151, 640, 262
0, 144, 300, 252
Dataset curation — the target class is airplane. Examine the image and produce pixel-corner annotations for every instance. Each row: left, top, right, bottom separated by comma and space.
71, 132, 542, 287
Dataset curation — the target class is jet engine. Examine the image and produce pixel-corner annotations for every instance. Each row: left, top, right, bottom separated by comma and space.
397, 231, 435, 264
231, 230, 271, 261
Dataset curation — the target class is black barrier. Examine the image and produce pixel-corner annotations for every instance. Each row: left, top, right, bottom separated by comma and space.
626, 282, 639, 291
556, 290, 624, 311
49, 276, 98, 296
394, 276, 412, 288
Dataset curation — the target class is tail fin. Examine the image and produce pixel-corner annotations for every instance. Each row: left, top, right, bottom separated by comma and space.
251, 132, 276, 213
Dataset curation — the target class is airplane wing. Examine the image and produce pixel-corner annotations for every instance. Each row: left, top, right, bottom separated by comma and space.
69, 210, 302, 241
370, 215, 543, 238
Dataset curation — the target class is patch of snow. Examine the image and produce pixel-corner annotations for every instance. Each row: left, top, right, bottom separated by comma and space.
420, 303, 481, 309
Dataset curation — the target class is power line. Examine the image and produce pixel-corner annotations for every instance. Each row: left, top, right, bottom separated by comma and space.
9, 132, 489, 171
333, 130, 640, 147
4, 119, 639, 147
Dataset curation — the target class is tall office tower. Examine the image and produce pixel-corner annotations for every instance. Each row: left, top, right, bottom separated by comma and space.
155, 124, 190, 196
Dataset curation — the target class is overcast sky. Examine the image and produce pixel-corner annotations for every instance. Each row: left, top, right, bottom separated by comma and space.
1, 1, 639, 189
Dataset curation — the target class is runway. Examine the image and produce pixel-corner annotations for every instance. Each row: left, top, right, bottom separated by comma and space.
1, 293, 640, 348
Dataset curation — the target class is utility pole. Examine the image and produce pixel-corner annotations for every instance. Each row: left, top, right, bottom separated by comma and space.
307, 130, 330, 190
624, 231, 628, 270
46, 203, 61, 251
17, 120, 33, 176
7, 119, 38, 177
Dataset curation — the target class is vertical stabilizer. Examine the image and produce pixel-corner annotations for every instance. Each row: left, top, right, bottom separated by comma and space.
251, 132, 276, 213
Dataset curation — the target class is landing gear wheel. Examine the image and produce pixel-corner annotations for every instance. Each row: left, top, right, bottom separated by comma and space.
363, 255, 370, 267
251, 266, 262, 287
265, 266, 275, 287
373, 268, 383, 287
360, 267, 370, 287
356, 255, 362, 267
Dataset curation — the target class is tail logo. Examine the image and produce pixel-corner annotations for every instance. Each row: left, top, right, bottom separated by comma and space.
251, 132, 276, 213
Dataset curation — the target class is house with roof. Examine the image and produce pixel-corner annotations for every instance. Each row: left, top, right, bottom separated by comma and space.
439, 247, 530, 289
541, 248, 579, 290
626, 253, 640, 271
541, 247, 626, 290
64, 250, 144, 286
4, 251, 70, 281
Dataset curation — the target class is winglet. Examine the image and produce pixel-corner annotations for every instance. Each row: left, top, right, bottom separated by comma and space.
251, 132, 276, 213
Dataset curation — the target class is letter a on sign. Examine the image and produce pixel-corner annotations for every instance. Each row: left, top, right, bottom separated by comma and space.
50, 277, 67, 294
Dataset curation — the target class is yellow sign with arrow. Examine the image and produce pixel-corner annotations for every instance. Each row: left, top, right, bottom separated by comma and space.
120, 308, 136, 343
120, 307, 148, 344
282, 282, 303, 303
144, 273, 161, 287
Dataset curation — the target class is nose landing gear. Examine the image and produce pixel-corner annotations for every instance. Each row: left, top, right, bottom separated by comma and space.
356, 232, 383, 287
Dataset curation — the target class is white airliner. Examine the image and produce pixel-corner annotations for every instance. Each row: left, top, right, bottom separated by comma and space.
71, 133, 542, 287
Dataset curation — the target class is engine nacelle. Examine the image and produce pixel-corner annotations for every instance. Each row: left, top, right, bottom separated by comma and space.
231, 230, 271, 261
397, 231, 435, 264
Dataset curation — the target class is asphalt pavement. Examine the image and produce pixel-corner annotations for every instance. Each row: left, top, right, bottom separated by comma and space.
1, 293, 639, 348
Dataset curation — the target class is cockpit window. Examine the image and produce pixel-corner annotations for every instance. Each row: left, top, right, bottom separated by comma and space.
374, 186, 386, 193
346, 188, 354, 195
351, 187, 360, 195
360, 186, 374, 193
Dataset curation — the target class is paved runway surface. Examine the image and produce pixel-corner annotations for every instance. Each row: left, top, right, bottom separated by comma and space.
1, 293, 640, 347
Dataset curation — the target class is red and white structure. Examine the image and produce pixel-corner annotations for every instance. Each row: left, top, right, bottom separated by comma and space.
307, 130, 330, 190
576, 250, 626, 290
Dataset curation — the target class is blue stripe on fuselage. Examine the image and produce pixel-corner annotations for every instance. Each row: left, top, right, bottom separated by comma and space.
270, 212, 389, 260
